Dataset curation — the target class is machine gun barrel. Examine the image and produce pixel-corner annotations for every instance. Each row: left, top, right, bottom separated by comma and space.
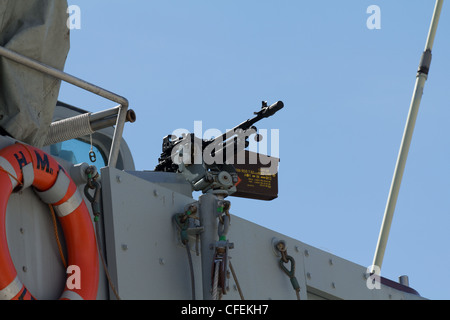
210, 101, 284, 146
204, 101, 284, 164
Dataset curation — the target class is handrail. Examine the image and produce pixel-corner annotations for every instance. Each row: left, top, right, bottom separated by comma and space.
0, 45, 131, 168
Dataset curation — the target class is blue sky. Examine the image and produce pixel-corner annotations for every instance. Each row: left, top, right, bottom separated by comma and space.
61, 1, 450, 299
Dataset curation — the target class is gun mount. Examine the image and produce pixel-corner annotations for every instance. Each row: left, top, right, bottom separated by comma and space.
155, 101, 284, 196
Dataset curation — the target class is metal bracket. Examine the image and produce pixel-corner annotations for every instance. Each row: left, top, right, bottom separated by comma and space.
272, 237, 286, 257
173, 203, 204, 253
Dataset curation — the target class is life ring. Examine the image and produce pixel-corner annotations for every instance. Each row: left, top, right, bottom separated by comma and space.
0, 143, 99, 300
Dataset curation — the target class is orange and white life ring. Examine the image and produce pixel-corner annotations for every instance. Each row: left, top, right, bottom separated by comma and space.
0, 143, 99, 300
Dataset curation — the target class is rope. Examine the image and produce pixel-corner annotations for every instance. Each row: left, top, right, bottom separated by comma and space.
229, 260, 244, 300
212, 260, 221, 300
94, 219, 121, 300
0, 166, 21, 187
48, 205, 67, 269
82, 168, 121, 300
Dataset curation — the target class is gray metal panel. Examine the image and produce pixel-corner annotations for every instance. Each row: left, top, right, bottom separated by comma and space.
100, 167, 425, 300
101, 167, 199, 299
224, 217, 423, 300
300, 242, 422, 300
126, 171, 192, 197
220, 215, 308, 300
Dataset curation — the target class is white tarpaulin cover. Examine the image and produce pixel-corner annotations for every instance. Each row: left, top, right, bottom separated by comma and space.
0, 0, 69, 147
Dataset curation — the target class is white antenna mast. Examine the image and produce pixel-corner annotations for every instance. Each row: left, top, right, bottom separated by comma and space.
372, 0, 444, 273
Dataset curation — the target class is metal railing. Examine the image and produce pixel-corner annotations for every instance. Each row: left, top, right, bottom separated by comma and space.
0, 45, 134, 168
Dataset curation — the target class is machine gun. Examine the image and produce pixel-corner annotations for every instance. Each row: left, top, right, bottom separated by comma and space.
155, 101, 284, 196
